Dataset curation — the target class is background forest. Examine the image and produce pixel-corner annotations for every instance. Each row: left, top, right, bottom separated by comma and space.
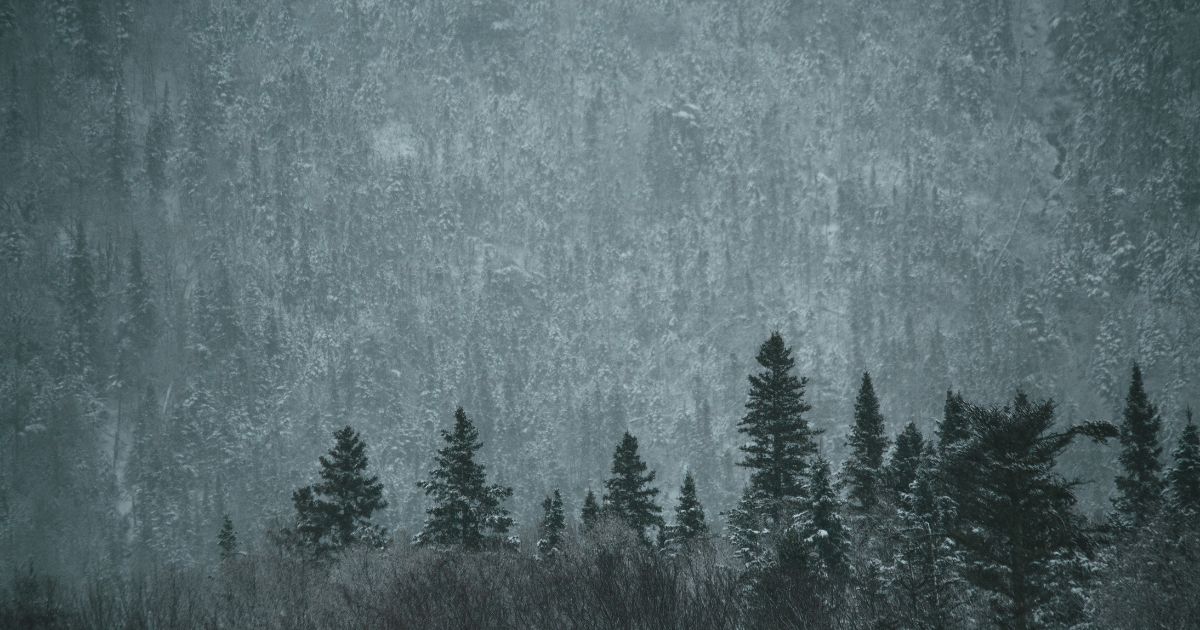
1, 0, 1199, 611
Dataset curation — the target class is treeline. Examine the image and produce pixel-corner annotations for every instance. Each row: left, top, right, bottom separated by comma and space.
8, 332, 1197, 629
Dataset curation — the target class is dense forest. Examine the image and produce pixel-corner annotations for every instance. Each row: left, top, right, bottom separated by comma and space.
1, 0, 1198, 627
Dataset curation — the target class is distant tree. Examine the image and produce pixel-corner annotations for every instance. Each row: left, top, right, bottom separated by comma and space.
946, 394, 1118, 629
415, 407, 513, 550
115, 233, 158, 385
59, 219, 99, 377
602, 432, 663, 543
1168, 408, 1200, 519
218, 515, 237, 561
580, 489, 601, 531
292, 426, 388, 555
843, 371, 889, 512
737, 332, 819, 522
663, 472, 707, 549
884, 422, 924, 503
537, 490, 566, 556
1114, 364, 1165, 528
143, 85, 172, 199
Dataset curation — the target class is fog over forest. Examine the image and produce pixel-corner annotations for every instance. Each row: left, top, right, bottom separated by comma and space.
1, 1, 1198, 628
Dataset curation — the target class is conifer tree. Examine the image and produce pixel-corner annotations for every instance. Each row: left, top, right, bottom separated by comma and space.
1167, 408, 1200, 518
844, 371, 889, 511
1114, 364, 1165, 528
883, 446, 967, 629
792, 456, 849, 581
726, 487, 769, 567
936, 390, 968, 453
115, 233, 158, 385
218, 514, 237, 561
416, 407, 513, 550
144, 85, 172, 199
537, 489, 566, 555
737, 332, 818, 522
884, 422, 924, 503
292, 426, 388, 554
60, 219, 99, 377
947, 394, 1117, 629
581, 489, 601, 530
664, 471, 707, 548
602, 432, 663, 543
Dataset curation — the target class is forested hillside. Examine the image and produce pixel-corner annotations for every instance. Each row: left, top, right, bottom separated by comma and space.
1, 0, 1198, 590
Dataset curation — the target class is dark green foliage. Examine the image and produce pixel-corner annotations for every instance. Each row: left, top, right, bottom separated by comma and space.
537, 490, 566, 555
945, 394, 1117, 629
602, 432, 663, 543
218, 515, 237, 561
793, 456, 849, 582
737, 332, 818, 521
885, 422, 924, 502
292, 426, 388, 554
580, 489, 601, 531
1114, 364, 1165, 528
843, 371, 889, 511
416, 408, 513, 550
664, 472, 707, 548
1168, 409, 1200, 518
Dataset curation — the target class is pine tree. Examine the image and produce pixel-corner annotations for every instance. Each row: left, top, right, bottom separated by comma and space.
218, 514, 237, 561
664, 471, 708, 548
737, 332, 819, 522
115, 233, 158, 386
581, 489, 601, 531
602, 432, 663, 543
1114, 363, 1165, 528
947, 394, 1118, 629
726, 486, 769, 567
537, 489, 566, 555
59, 219, 99, 377
936, 390, 968, 453
792, 456, 849, 581
884, 448, 967, 629
415, 407, 513, 550
1167, 408, 1200, 518
292, 426, 388, 554
844, 371, 889, 511
884, 422, 924, 503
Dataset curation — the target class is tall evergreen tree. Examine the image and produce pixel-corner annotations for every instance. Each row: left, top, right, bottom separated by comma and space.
537, 489, 566, 555
115, 233, 158, 385
292, 426, 388, 554
602, 432, 663, 542
217, 514, 237, 561
843, 371, 889, 511
1114, 363, 1165, 528
580, 489, 601, 531
792, 456, 849, 581
737, 332, 819, 521
664, 471, 708, 548
1167, 408, 1200, 518
936, 390, 968, 453
415, 407, 513, 550
884, 422, 924, 503
946, 394, 1117, 629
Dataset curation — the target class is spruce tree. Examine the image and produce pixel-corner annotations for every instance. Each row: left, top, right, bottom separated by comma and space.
664, 471, 708, 548
1114, 363, 1165, 528
1167, 408, 1200, 518
115, 233, 158, 385
581, 489, 601, 530
884, 422, 924, 503
792, 456, 849, 582
737, 332, 818, 522
947, 394, 1117, 629
843, 371, 889, 511
602, 432, 663, 543
537, 490, 566, 555
292, 426, 388, 554
218, 515, 237, 561
416, 407, 513, 550
936, 390, 968, 453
